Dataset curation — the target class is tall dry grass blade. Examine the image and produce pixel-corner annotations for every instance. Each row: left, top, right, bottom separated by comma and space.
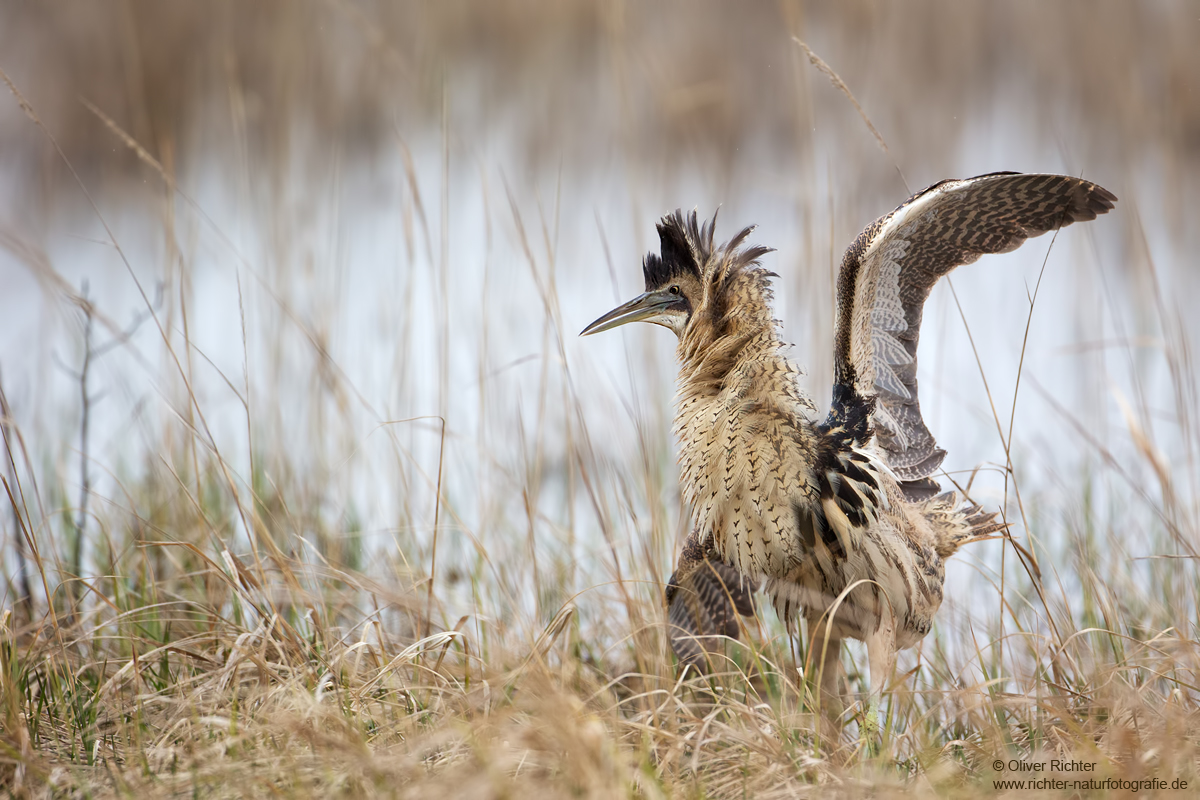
793, 38, 909, 194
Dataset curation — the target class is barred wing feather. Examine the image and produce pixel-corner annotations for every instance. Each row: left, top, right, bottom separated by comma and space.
830, 172, 1116, 481
666, 552, 757, 670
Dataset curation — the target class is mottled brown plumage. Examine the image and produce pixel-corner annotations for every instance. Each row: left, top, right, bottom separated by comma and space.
583, 172, 1116, 713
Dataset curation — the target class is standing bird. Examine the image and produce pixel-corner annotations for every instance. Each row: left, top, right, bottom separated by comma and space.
581, 173, 1116, 721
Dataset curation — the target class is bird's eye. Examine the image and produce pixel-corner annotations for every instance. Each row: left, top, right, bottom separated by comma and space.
669, 285, 681, 295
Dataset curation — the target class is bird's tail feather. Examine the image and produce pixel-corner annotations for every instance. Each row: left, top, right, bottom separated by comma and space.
925, 492, 1009, 558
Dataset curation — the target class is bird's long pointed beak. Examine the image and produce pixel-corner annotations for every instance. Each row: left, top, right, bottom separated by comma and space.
580, 291, 672, 336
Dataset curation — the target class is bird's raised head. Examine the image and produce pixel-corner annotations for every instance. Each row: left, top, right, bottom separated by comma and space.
581, 210, 768, 339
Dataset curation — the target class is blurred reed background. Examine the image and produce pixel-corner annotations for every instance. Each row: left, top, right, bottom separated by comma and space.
1, 1, 1198, 796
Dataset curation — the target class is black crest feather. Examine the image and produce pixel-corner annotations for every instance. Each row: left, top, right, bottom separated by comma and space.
643, 209, 776, 292
643, 210, 706, 289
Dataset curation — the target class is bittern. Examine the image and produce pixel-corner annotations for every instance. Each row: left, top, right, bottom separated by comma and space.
582, 172, 1116, 723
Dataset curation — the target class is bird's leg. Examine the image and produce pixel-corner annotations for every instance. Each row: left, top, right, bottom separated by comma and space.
863, 612, 897, 745
805, 611, 843, 748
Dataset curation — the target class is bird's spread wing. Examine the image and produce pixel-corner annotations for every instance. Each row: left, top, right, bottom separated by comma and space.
829, 172, 1117, 481
665, 530, 757, 670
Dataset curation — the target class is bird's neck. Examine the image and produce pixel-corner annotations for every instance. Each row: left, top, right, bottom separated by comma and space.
669, 269, 820, 574
674, 270, 792, 402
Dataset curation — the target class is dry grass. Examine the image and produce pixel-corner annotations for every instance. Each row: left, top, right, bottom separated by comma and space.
2, 476, 1197, 797
2, 2, 1200, 797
